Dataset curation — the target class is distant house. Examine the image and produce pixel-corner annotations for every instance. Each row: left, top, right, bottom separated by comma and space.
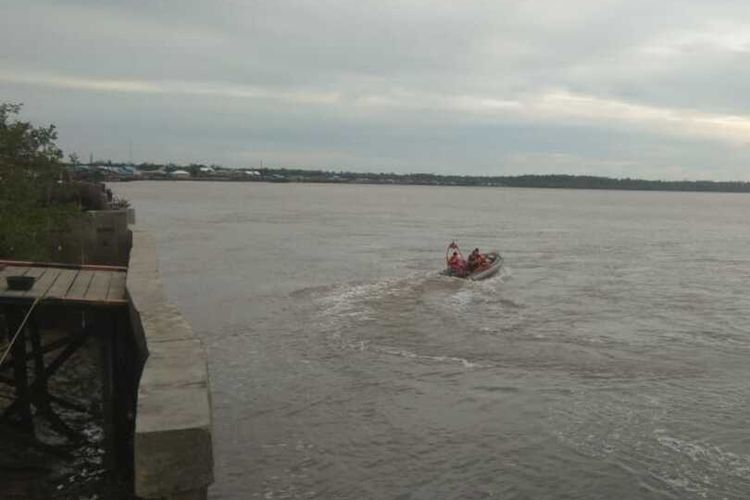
85, 165, 140, 179
244, 170, 261, 176
110, 165, 138, 177
170, 170, 190, 178
199, 166, 215, 174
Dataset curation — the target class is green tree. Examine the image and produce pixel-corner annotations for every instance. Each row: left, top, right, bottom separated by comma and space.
0, 103, 80, 260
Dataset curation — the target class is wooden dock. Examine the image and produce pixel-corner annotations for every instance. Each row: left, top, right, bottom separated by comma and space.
0, 260, 132, 488
0, 261, 127, 306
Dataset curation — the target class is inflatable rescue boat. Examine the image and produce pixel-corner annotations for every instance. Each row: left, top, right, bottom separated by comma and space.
444, 242, 503, 281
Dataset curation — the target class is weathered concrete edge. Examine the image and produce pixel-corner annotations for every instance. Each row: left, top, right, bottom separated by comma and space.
127, 228, 214, 499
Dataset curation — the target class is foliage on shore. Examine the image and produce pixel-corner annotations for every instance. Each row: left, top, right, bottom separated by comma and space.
0, 103, 84, 260
236, 168, 750, 192
105, 161, 750, 193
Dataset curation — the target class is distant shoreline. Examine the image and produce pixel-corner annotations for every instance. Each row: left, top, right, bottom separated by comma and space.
77, 165, 750, 193
116, 176, 750, 194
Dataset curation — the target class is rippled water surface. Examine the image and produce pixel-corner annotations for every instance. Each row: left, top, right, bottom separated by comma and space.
115, 181, 750, 499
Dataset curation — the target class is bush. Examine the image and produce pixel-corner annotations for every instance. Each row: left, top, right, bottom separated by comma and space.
0, 103, 82, 261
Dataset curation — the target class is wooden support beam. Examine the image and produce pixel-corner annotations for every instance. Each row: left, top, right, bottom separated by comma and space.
3, 306, 34, 434
98, 310, 116, 489
1, 329, 91, 421
41, 329, 91, 382
0, 334, 77, 373
28, 318, 47, 394
27, 316, 82, 442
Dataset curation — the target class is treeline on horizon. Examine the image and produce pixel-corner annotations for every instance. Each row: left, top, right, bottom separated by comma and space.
486, 174, 750, 192
102, 161, 750, 193
256, 168, 750, 193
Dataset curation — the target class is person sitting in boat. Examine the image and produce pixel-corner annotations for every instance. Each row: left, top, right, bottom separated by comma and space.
448, 251, 466, 275
467, 248, 478, 270
468, 248, 486, 272
475, 251, 487, 270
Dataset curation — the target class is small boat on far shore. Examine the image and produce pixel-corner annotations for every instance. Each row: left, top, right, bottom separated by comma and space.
443, 242, 503, 281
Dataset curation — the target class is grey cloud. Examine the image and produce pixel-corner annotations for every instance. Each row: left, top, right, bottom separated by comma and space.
2, 0, 750, 179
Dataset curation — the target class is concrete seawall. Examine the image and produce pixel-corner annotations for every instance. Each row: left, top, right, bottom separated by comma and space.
127, 228, 214, 499
55, 209, 133, 266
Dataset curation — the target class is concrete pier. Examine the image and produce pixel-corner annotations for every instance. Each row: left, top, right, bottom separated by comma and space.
127, 229, 214, 499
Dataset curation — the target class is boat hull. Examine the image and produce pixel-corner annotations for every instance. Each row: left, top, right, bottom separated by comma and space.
444, 251, 503, 280
468, 252, 502, 280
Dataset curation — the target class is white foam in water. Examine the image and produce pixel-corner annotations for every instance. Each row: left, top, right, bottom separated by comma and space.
442, 271, 509, 313
316, 272, 439, 322
551, 395, 750, 499
369, 344, 482, 368
448, 288, 474, 309
316, 280, 393, 321
655, 430, 750, 479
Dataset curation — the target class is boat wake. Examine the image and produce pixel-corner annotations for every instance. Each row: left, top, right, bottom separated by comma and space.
549, 389, 750, 499
302, 268, 514, 364
344, 341, 483, 368
314, 269, 509, 325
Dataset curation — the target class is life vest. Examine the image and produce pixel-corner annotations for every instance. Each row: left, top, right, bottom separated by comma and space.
448, 255, 465, 270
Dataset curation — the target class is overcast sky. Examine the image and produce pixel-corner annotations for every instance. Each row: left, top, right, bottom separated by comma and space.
3, 1, 750, 179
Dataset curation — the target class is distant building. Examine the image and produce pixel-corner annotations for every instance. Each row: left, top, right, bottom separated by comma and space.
170, 170, 190, 177
102, 165, 138, 177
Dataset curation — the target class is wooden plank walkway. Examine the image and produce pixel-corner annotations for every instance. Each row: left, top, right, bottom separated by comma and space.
0, 263, 127, 306
47, 269, 77, 299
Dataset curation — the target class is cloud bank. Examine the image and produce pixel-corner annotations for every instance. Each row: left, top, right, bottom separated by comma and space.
2, 0, 750, 179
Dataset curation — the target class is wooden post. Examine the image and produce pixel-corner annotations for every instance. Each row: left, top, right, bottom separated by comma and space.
97, 310, 116, 490
28, 315, 48, 399
29, 312, 80, 442
112, 307, 135, 492
4, 306, 34, 435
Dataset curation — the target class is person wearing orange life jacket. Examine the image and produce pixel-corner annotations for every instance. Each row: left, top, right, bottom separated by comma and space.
448, 251, 466, 276
475, 251, 487, 270
468, 248, 487, 272
467, 248, 478, 271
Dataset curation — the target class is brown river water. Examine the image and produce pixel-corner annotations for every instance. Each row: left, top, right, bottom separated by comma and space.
114, 181, 750, 500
